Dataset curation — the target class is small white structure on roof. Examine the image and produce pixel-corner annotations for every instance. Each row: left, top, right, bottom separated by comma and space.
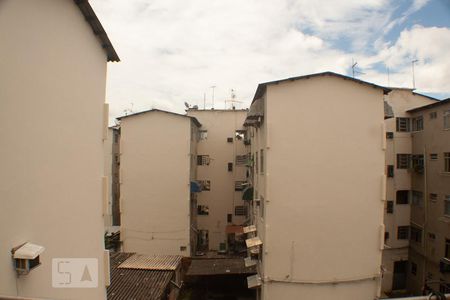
12, 242, 45, 274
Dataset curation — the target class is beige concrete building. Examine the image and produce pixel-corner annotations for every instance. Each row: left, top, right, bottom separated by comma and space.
118, 110, 201, 256
244, 72, 389, 299
0, 0, 118, 299
381, 89, 437, 296
406, 99, 450, 295
187, 109, 248, 252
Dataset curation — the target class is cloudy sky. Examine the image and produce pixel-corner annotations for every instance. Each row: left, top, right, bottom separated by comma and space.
90, 0, 450, 119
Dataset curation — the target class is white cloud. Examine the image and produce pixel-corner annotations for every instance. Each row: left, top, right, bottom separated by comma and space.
89, 0, 449, 120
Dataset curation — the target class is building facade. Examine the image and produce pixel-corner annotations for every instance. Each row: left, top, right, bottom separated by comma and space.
187, 109, 248, 252
118, 110, 201, 256
406, 99, 450, 295
244, 72, 388, 300
381, 89, 437, 296
0, 0, 118, 299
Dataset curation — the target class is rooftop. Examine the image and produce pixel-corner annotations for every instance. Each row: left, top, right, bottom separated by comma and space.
407, 98, 450, 113
108, 252, 179, 300
116, 109, 202, 127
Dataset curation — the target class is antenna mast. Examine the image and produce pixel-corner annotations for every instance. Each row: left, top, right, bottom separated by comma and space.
412, 59, 418, 90
210, 86, 216, 109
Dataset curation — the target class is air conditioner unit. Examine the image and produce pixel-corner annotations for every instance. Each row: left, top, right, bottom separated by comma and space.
440, 258, 450, 273
11, 242, 45, 275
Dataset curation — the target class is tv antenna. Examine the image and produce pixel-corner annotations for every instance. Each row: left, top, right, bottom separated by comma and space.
224, 89, 242, 109
411, 59, 418, 90
351, 59, 365, 78
210, 86, 216, 109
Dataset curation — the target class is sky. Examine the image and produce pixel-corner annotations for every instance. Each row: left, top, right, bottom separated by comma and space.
89, 0, 450, 119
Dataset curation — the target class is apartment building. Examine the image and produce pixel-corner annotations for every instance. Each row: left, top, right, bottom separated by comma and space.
244, 72, 389, 299
406, 99, 450, 295
187, 109, 248, 252
118, 110, 201, 256
382, 89, 437, 296
0, 0, 118, 299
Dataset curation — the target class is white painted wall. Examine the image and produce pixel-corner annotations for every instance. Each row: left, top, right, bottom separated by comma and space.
120, 111, 197, 256
0, 0, 110, 299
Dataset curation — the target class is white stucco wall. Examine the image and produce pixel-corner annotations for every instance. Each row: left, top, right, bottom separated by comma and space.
0, 0, 110, 299
120, 111, 195, 256
250, 75, 386, 299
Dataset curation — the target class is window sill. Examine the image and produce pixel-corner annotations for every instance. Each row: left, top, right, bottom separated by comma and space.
441, 172, 450, 177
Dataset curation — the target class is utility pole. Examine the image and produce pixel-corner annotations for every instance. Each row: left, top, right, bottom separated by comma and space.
210, 86, 216, 109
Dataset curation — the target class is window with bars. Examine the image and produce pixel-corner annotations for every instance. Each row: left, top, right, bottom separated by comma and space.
444, 110, 450, 129
430, 111, 437, 119
410, 226, 422, 243
412, 155, 424, 173
386, 132, 394, 139
234, 205, 247, 216
228, 162, 233, 172
397, 154, 411, 169
430, 153, 438, 160
227, 137, 233, 143
197, 155, 210, 166
445, 153, 450, 172
198, 180, 211, 191
429, 193, 438, 202
397, 190, 410, 204
236, 155, 247, 165
445, 195, 450, 217
396, 117, 411, 132
260, 149, 264, 174
412, 116, 424, 131
397, 226, 409, 240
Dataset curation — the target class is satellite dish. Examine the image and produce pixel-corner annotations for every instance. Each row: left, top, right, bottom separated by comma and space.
184, 102, 190, 108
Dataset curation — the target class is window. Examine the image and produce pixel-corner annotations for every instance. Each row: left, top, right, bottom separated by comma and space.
411, 262, 417, 275
445, 195, 450, 217
412, 191, 423, 207
260, 150, 264, 174
385, 232, 390, 242
260, 195, 265, 219
387, 201, 394, 214
227, 137, 233, 143
199, 130, 208, 140
412, 155, 424, 173
397, 154, 411, 169
412, 116, 424, 131
396, 117, 411, 132
228, 162, 233, 172
387, 165, 394, 178
444, 110, 450, 129
430, 112, 437, 119
430, 153, 438, 160
198, 180, 210, 191
445, 153, 450, 172
445, 239, 450, 259
410, 226, 422, 243
235, 181, 246, 191
197, 205, 209, 215
235, 205, 248, 216
386, 132, 394, 139
428, 232, 436, 240
236, 155, 247, 165
227, 214, 232, 223
429, 193, 438, 202
180, 246, 187, 252
396, 190, 410, 204
197, 155, 210, 166
397, 226, 409, 240
255, 151, 259, 174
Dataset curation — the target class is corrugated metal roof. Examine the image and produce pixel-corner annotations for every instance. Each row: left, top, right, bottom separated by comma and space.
243, 225, 256, 234
118, 253, 182, 271
108, 252, 174, 300
247, 274, 262, 288
186, 258, 257, 276
407, 98, 450, 113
